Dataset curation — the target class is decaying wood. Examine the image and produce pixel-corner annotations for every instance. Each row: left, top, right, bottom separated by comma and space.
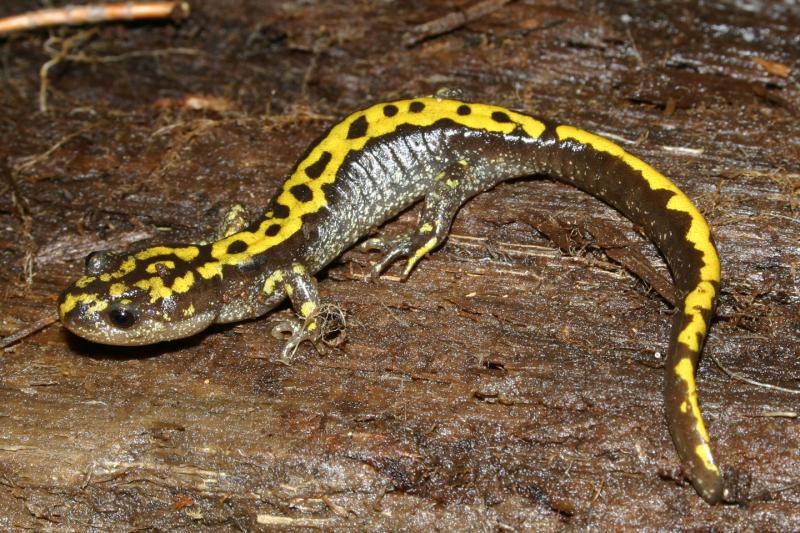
0, 0, 798, 530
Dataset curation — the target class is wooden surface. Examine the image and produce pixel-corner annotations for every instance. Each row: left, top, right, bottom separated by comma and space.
1, 1, 799, 530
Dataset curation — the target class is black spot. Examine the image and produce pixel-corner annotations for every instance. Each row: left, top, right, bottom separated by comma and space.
265, 224, 281, 236
304, 151, 332, 179
272, 203, 289, 218
457, 105, 471, 116
347, 115, 368, 139
409, 101, 425, 113
290, 184, 314, 203
383, 104, 398, 117
226, 240, 248, 254
491, 111, 511, 123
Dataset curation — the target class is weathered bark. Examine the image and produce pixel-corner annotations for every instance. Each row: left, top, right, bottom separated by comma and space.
1, 1, 798, 530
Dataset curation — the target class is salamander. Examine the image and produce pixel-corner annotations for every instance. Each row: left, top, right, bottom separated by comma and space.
58, 96, 724, 503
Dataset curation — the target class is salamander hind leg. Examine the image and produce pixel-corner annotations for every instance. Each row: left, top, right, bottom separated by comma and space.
270, 264, 345, 364
361, 162, 474, 280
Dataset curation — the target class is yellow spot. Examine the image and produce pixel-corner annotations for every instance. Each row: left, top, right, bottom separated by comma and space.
300, 301, 317, 318
420, 223, 433, 234
183, 304, 196, 317
120, 299, 132, 305
112, 257, 137, 279
172, 271, 195, 293
135, 246, 199, 263
146, 260, 176, 274
134, 277, 172, 303
109, 283, 127, 297
307, 321, 317, 332
75, 276, 95, 288
457, 159, 468, 166
434, 170, 446, 181
263, 271, 284, 294
446, 179, 459, 188
677, 280, 717, 351
284, 283, 293, 297
197, 262, 223, 280
674, 357, 712, 444
58, 292, 108, 317
694, 443, 719, 474
292, 264, 306, 275
404, 237, 439, 276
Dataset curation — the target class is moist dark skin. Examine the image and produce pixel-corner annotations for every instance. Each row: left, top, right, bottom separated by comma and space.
58, 97, 724, 503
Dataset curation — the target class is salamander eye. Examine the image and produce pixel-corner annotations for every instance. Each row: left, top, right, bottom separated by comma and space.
108, 306, 137, 329
85, 250, 117, 275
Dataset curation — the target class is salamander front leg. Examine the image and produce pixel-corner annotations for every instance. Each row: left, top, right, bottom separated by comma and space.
269, 264, 325, 364
361, 162, 473, 279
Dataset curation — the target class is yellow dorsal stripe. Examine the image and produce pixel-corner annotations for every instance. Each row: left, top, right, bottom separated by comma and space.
205, 99, 546, 270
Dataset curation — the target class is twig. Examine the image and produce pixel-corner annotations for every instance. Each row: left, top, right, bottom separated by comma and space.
1, 313, 59, 350
0, 2, 190, 35
39, 28, 97, 112
709, 352, 800, 395
14, 124, 97, 172
402, 0, 513, 47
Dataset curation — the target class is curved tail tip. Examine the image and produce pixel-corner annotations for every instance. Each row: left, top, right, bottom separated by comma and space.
692, 474, 726, 504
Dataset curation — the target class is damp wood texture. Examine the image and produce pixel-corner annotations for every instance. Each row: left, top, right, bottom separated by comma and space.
1, 1, 799, 530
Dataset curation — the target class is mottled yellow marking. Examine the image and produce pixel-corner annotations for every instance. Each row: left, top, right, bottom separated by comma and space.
109, 283, 127, 297
446, 178, 459, 188
120, 298, 132, 305
75, 276, 95, 288
202, 98, 546, 273
183, 304, 196, 317
300, 301, 316, 318
146, 260, 176, 274
263, 270, 284, 294
197, 262, 223, 280
172, 271, 195, 293
59, 293, 107, 317
135, 277, 172, 303
674, 358, 713, 445
404, 236, 439, 276
434, 170, 446, 181
136, 246, 199, 263
420, 223, 433, 234
101, 256, 137, 281
284, 283, 293, 297
695, 443, 718, 473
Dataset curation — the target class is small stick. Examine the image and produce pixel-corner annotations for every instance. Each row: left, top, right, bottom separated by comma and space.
0, 2, 190, 35
1, 313, 59, 350
402, 0, 512, 47
709, 352, 800, 395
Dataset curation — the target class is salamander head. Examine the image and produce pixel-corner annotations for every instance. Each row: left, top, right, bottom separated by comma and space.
58, 246, 221, 346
